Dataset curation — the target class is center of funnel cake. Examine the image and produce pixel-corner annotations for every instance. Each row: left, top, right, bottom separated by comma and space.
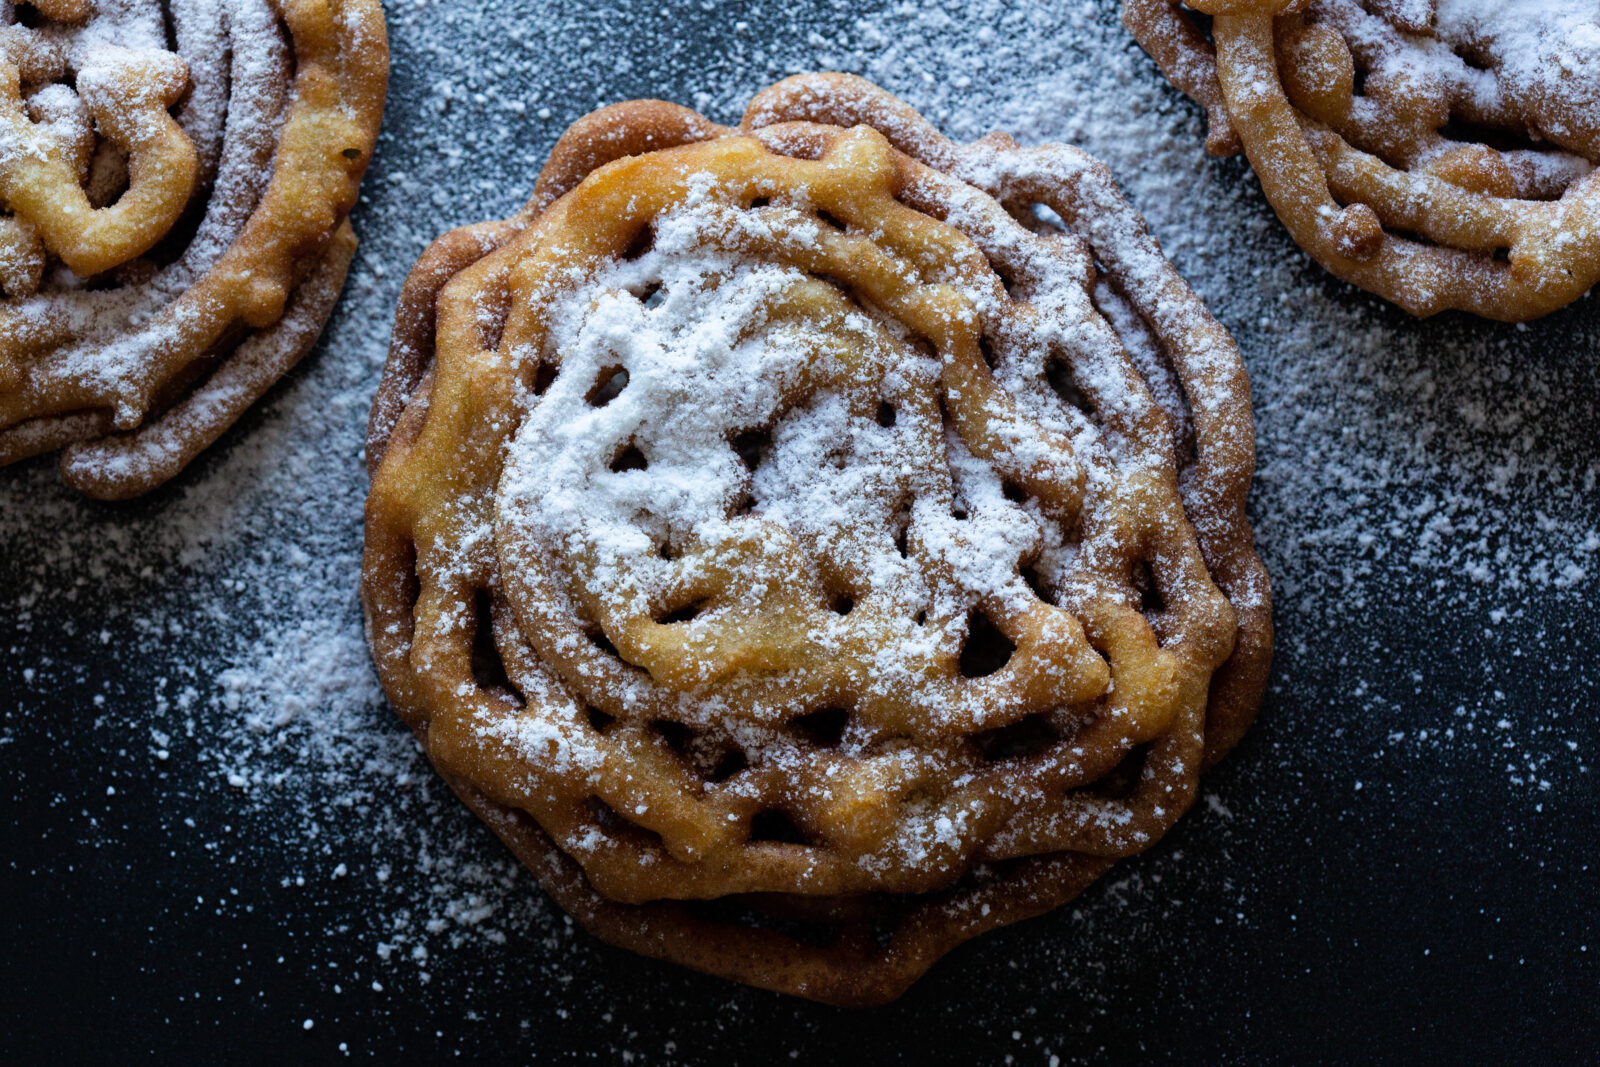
494, 184, 1112, 737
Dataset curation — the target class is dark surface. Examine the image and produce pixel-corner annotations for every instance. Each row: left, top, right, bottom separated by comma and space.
2, 1, 1598, 1062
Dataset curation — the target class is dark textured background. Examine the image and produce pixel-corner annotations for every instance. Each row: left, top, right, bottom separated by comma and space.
3, 1, 1597, 1062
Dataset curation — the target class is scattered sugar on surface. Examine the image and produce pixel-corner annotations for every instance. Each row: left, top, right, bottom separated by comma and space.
2, 0, 1595, 1060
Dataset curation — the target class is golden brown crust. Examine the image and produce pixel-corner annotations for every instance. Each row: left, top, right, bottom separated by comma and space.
0, 0, 389, 498
363, 74, 1271, 1005
455, 772, 1115, 1008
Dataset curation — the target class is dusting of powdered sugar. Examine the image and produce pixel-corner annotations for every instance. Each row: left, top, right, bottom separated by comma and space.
1308, 0, 1600, 188
1, 0, 1594, 1060
494, 185, 1144, 735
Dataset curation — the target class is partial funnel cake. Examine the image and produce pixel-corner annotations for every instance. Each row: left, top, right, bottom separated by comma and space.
0, 0, 387, 498
363, 74, 1272, 1007
1123, 0, 1600, 321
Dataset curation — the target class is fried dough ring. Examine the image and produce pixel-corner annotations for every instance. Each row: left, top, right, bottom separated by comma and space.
364, 75, 1270, 1006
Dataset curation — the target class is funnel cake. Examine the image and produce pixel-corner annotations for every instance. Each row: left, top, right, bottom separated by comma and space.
0, 0, 387, 498
1124, 0, 1600, 320
363, 74, 1272, 1007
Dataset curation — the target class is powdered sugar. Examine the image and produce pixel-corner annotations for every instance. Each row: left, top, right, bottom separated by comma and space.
495, 190, 1087, 729
1317, 0, 1600, 177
